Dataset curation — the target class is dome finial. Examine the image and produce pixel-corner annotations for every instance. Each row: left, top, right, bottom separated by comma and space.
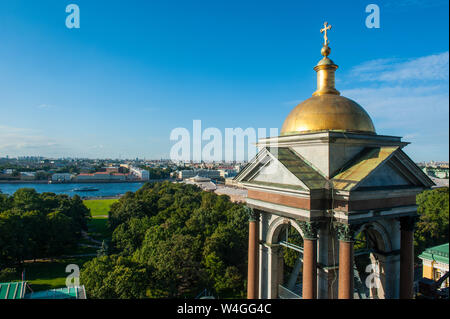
313, 21, 339, 96
320, 22, 332, 57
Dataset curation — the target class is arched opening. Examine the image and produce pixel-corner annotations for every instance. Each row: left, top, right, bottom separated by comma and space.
281, 224, 304, 297
266, 218, 305, 299
354, 223, 392, 299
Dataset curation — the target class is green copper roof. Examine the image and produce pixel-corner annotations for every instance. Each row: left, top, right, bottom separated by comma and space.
0, 281, 27, 299
268, 147, 327, 190
331, 146, 399, 191
24, 286, 86, 299
419, 243, 449, 265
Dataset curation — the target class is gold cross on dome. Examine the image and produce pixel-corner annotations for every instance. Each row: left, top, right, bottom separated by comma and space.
320, 22, 332, 46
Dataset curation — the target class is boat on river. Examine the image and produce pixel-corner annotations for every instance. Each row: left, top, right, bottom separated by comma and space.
73, 186, 99, 192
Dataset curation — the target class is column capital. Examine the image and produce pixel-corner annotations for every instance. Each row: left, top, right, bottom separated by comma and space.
399, 216, 417, 232
245, 206, 260, 222
334, 222, 359, 242
295, 220, 320, 240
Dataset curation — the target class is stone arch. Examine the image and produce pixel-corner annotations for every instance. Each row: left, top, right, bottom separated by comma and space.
355, 221, 392, 252
354, 221, 394, 299
267, 216, 305, 245
265, 216, 305, 298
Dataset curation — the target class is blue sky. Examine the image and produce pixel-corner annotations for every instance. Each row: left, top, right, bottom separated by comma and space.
0, 0, 448, 161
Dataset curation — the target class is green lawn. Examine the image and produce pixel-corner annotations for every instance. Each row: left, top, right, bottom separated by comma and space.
83, 199, 116, 241
0, 256, 92, 292
83, 198, 118, 218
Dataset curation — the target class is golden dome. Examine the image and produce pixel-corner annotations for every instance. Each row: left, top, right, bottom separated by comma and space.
281, 22, 376, 136
280, 94, 376, 135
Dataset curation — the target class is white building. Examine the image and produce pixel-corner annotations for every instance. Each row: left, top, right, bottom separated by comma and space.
52, 173, 73, 182
129, 166, 149, 180
20, 172, 36, 180
184, 175, 217, 192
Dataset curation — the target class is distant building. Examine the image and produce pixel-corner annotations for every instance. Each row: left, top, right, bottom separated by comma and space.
178, 169, 220, 180
52, 173, 73, 182
20, 172, 36, 180
104, 167, 119, 173
214, 185, 247, 203
429, 177, 449, 189
225, 177, 245, 188
422, 166, 449, 179
184, 175, 217, 192
419, 243, 449, 289
218, 169, 238, 178
75, 172, 127, 181
129, 166, 149, 180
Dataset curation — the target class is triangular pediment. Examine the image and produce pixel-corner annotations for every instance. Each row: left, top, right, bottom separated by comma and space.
357, 161, 413, 188
251, 159, 307, 188
331, 146, 434, 191
235, 147, 327, 191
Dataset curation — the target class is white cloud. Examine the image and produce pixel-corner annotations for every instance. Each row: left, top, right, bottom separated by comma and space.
0, 125, 69, 157
342, 85, 448, 129
339, 52, 449, 161
349, 52, 449, 83
383, 0, 448, 8
37, 104, 56, 110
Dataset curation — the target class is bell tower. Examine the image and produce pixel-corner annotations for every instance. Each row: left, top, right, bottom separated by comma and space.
235, 22, 434, 299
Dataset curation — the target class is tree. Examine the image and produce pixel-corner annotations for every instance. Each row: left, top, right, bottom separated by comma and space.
45, 211, 78, 257
81, 255, 151, 299
13, 188, 42, 212
134, 232, 206, 297
0, 193, 12, 212
82, 182, 249, 298
97, 240, 109, 257
111, 217, 152, 255
415, 187, 449, 258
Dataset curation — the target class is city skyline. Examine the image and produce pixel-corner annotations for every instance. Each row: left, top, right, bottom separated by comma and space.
0, 0, 449, 161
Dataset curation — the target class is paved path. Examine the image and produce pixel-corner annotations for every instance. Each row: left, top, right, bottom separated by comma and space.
81, 231, 103, 246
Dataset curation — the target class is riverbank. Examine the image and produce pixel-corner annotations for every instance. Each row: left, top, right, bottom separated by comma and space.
0, 182, 147, 197
0, 179, 172, 184
0, 180, 49, 184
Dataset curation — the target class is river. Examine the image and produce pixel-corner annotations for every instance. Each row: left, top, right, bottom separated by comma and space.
0, 182, 147, 198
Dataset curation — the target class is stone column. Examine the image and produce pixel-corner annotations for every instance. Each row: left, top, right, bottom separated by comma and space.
297, 221, 320, 299
335, 223, 356, 299
267, 245, 283, 299
247, 208, 260, 299
317, 221, 339, 299
399, 217, 415, 299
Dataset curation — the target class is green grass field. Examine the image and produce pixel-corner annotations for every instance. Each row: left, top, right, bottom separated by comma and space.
84, 199, 117, 241
0, 256, 93, 292
0, 199, 118, 292
83, 198, 119, 217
